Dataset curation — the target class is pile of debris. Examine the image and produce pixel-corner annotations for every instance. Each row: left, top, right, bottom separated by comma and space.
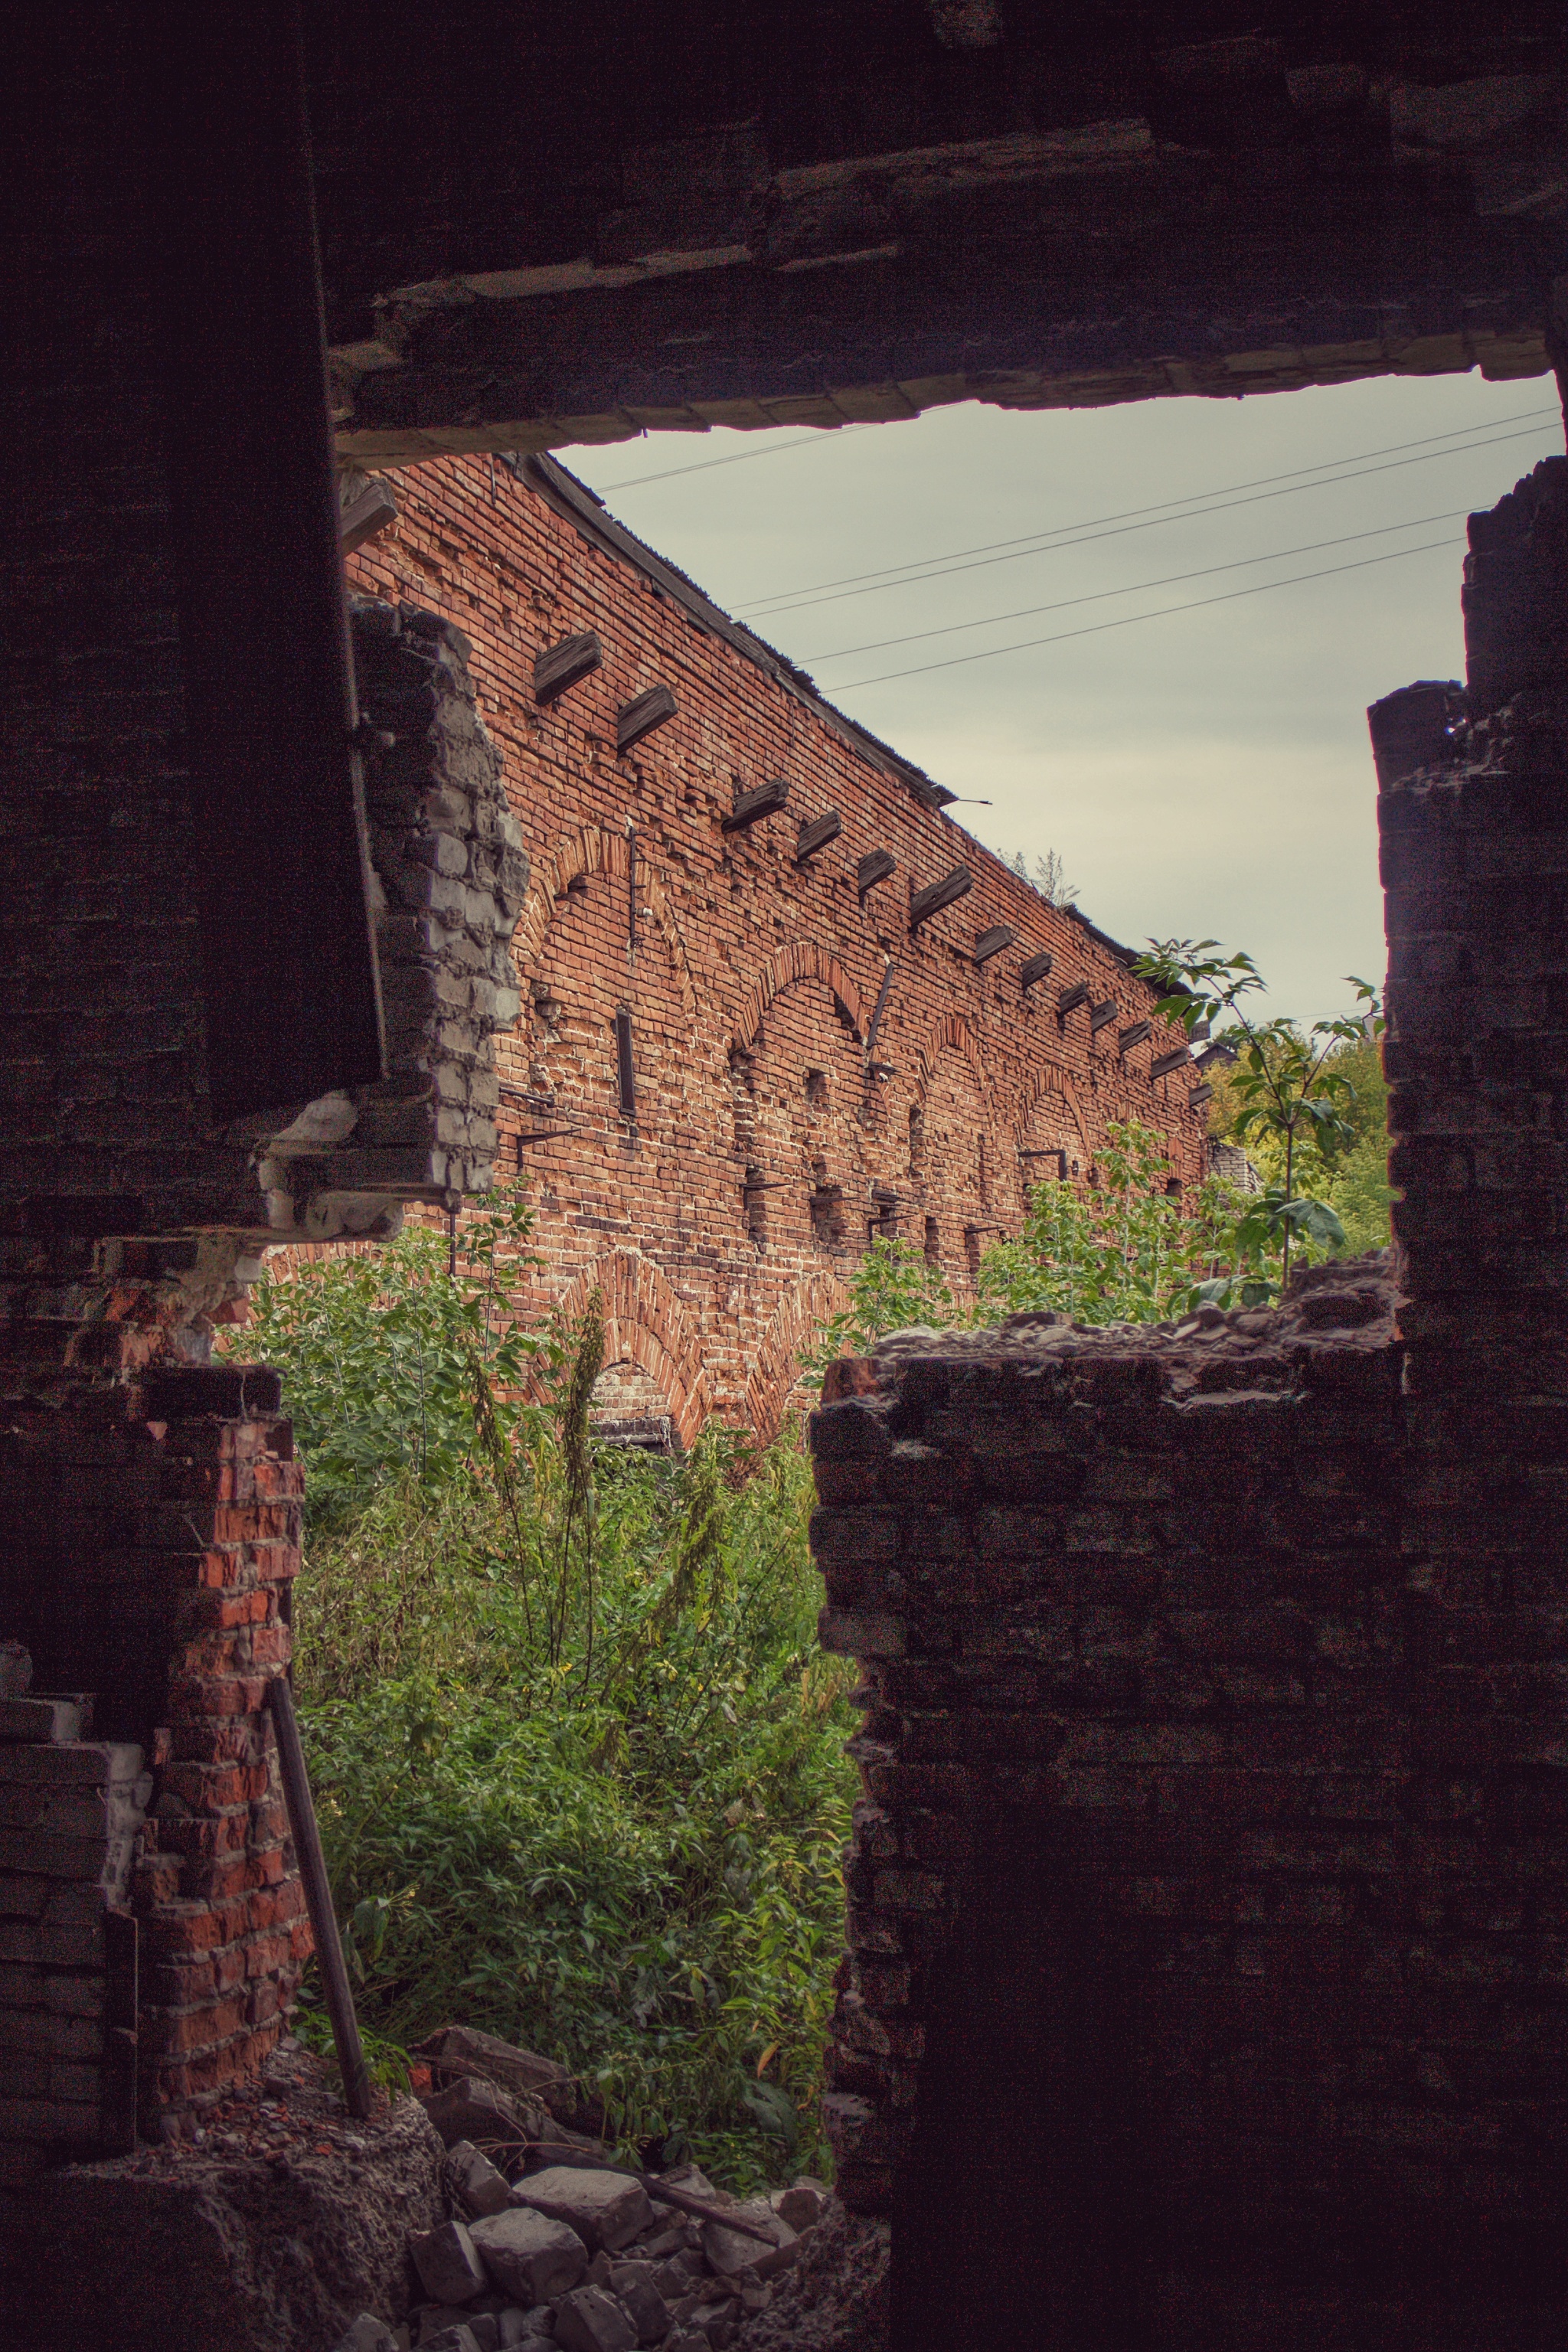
327, 2025, 830, 2352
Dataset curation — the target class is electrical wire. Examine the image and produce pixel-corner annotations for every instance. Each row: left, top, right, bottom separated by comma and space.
736, 411, 1560, 619
803, 506, 1471, 665
592, 425, 874, 492
834, 534, 1464, 692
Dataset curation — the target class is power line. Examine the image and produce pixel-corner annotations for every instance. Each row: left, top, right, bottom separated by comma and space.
737, 410, 1560, 619
803, 506, 1471, 665
834, 534, 1464, 692
746, 420, 1557, 619
592, 425, 872, 492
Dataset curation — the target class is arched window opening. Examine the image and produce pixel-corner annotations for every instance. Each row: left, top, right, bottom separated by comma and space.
590, 1357, 677, 1453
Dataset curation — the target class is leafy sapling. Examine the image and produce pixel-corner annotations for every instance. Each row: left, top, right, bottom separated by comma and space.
1134, 940, 1385, 1299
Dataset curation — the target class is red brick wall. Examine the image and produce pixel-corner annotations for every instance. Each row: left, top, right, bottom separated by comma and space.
0, 1255, 309, 2155
346, 458, 1205, 1436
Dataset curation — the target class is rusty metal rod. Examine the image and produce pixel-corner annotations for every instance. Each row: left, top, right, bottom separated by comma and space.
266, 1673, 373, 2120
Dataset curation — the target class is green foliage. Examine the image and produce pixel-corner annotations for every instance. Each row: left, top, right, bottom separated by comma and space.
807, 1119, 1278, 1356
1135, 942, 1387, 1292
805, 1234, 956, 1368
1318, 1120, 1395, 1255
1210, 1032, 1392, 1256
224, 1212, 857, 2192
236, 1187, 554, 1527
295, 1432, 855, 2191
981, 1119, 1269, 1323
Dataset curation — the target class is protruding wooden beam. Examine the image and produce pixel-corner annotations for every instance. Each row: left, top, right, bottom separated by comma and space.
723, 776, 790, 832
1019, 950, 1054, 991
1118, 1020, 1152, 1054
1057, 980, 1090, 1016
858, 849, 897, 898
1089, 998, 1118, 1032
535, 632, 602, 704
1189, 1083, 1214, 1111
910, 865, 973, 929
616, 681, 677, 754
796, 810, 844, 863
973, 924, 1015, 966
864, 961, 896, 1062
1149, 1046, 1191, 1080
339, 475, 399, 554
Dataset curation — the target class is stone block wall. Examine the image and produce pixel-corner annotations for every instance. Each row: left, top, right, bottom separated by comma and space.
1377, 459, 1568, 1545
0, 1710, 146, 2180
255, 603, 531, 1243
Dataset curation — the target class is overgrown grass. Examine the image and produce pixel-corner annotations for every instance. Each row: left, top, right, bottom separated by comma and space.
223, 1204, 859, 2187
270, 1323, 854, 2188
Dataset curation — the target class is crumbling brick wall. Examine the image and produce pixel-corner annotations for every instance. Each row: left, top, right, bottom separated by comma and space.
809, 1266, 1425, 2344
0, 1259, 309, 2170
346, 454, 1207, 1439
805, 455, 1568, 2349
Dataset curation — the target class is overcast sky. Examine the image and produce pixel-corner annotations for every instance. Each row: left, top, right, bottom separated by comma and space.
567, 371, 1564, 1024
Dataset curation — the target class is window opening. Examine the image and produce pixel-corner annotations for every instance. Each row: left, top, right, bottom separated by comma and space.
742, 1165, 786, 1245
614, 1008, 636, 1119
869, 1186, 898, 1243
811, 1172, 845, 1249
924, 1216, 940, 1265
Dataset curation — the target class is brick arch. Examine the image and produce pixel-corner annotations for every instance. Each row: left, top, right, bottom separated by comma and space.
512, 822, 699, 1024
732, 944, 865, 1053
913, 1014, 991, 1107
745, 1270, 851, 1444
1018, 1070, 1092, 1165
554, 1250, 712, 1452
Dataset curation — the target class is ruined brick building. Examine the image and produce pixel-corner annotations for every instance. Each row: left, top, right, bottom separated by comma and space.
339, 453, 1207, 1445
4, 4, 1568, 2345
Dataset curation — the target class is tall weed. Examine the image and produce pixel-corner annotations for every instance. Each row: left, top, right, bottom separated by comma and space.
222, 1217, 857, 2190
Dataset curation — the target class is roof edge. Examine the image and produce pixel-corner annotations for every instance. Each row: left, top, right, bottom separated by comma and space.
511, 451, 958, 812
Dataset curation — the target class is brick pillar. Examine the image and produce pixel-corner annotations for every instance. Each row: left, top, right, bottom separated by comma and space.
1376, 456, 1568, 1823
129, 1366, 309, 2133
0, 1243, 309, 2182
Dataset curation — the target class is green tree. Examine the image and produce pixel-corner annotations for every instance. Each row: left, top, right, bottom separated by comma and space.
224, 1212, 860, 2190
1135, 942, 1384, 1295
1206, 1029, 1392, 1256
